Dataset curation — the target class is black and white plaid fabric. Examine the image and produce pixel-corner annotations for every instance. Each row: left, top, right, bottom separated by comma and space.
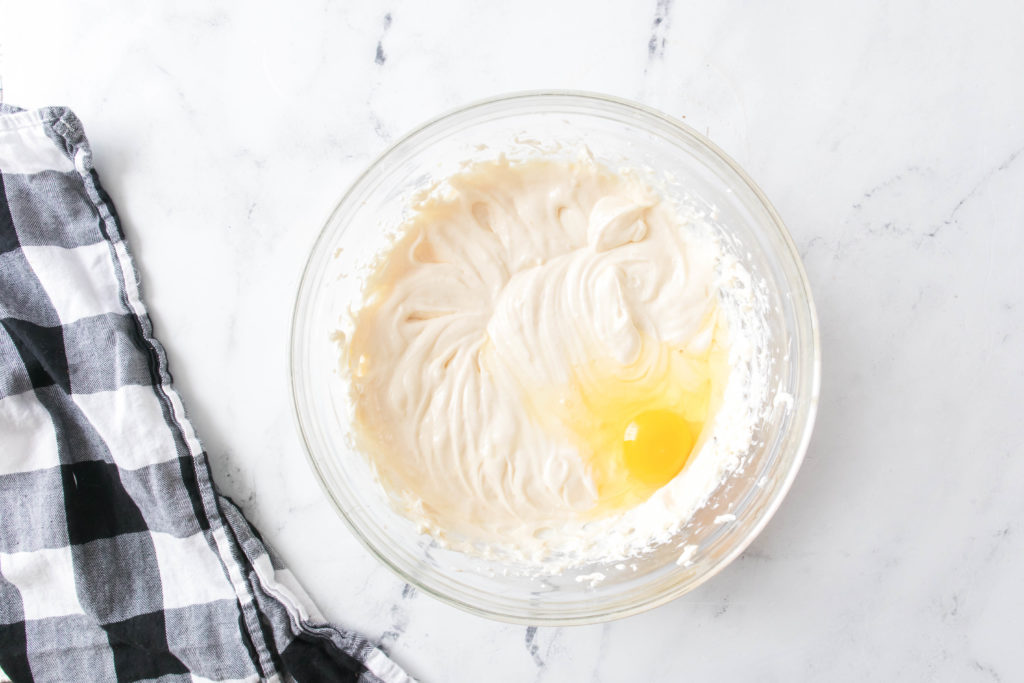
0, 105, 412, 683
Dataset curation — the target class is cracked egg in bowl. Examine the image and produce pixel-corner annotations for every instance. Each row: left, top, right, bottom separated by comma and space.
291, 92, 819, 625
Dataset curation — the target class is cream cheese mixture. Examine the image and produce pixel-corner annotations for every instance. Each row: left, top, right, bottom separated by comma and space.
341, 155, 767, 567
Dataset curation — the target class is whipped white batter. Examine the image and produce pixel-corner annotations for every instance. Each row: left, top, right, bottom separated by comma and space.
342, 156, 766, 567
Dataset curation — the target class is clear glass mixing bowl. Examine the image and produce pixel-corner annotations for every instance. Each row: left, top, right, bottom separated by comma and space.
290, 91, 820, 625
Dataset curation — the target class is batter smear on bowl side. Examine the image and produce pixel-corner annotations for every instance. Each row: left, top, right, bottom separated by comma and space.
343, 156, 766, 566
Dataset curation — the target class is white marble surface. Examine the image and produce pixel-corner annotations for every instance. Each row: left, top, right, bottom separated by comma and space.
4, 0, 1023, 679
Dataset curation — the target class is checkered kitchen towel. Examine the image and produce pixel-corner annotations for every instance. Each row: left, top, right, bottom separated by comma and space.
0, 105, 412, 682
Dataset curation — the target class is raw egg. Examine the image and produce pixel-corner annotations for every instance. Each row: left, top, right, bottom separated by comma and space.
542, 325, 730, 515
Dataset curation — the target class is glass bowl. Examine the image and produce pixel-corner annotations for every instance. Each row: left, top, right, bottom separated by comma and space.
290, 91, 820, 625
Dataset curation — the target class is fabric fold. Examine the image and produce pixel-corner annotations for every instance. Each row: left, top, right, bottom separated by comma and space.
0, 104, 412, 683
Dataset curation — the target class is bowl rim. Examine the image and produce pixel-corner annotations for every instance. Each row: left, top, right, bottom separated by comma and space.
289, 89, 821, 625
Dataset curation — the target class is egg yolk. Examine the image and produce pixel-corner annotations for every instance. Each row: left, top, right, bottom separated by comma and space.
622, 409, 696, 486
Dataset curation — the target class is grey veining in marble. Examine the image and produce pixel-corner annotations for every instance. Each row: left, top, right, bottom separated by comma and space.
2, 0, 1022, 680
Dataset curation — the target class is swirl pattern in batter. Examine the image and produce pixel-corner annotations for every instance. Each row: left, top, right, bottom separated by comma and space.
345, 156, 748, 562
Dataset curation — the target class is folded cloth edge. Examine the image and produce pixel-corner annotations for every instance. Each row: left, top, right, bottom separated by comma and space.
0, 103, 415, 683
